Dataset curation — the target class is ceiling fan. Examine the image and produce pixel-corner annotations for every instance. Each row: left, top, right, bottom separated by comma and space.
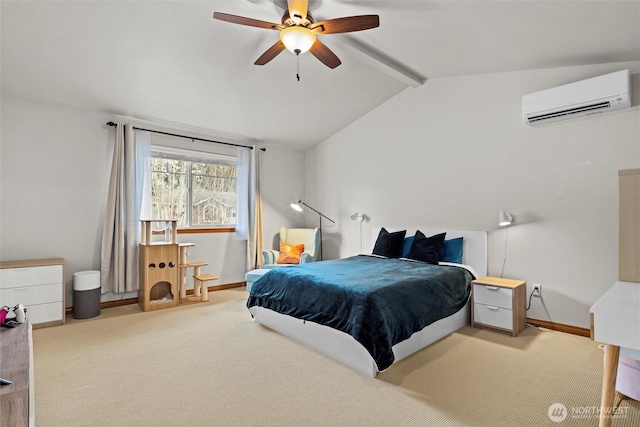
213, 0, 379, 69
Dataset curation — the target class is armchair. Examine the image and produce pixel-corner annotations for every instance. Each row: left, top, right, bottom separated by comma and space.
263, 227, 320, 268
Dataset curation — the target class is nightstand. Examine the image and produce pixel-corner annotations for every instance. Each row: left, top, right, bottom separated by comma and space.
471, 276, 526, 336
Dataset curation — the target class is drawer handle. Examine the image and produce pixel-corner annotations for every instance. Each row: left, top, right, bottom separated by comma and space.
486, 305, 500, 311
485, 286, 500, 291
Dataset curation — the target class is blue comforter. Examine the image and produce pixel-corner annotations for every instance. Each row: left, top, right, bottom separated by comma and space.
246, 255, 473, 371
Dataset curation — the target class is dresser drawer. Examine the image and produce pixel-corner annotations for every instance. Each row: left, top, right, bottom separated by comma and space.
0, 265, 63, 289
474, 303, 513, 330
25, 302, 63, 325
0, 282, 63, 306
473, 284, 513, 309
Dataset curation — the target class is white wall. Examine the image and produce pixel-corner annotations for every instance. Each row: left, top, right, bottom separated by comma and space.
304, 62, 640, 329
0, 98, 305, 306
259, 147, 307, 252
1, 99, 112, 304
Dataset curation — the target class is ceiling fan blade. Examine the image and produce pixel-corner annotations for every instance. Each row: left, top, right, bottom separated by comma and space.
287, 0, 308, 24
310, 15, 380, 34
213, 12, 284, 31
254, 40, 286, 66
309, 39, 341, 69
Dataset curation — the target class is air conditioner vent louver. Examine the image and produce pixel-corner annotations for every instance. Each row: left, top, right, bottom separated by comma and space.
523, 70, 631, 126
527, 101, 611, 124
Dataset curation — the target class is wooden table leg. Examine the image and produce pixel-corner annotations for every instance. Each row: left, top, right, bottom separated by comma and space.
599, 344, 620, 427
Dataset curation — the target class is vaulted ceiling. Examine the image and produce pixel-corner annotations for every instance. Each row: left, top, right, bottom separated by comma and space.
2, 1, 639, 151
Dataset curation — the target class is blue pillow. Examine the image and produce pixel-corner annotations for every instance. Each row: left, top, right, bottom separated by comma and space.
401, 236, 414, 258
440, 237, 463, 264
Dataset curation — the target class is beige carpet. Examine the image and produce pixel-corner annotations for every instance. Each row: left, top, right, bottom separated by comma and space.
33, 288, 639, 427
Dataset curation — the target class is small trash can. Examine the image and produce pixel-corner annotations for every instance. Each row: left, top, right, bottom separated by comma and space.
73, 270, 101, 319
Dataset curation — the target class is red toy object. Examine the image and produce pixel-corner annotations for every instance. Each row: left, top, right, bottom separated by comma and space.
0, 306, 9, 324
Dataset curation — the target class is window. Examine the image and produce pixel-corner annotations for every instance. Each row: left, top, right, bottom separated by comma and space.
150, 148, 237, 228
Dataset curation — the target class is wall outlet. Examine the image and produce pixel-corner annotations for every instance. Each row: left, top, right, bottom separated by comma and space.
533, 284, 542, 297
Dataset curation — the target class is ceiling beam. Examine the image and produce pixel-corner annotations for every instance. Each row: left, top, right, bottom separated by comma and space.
329, 35, 426, 87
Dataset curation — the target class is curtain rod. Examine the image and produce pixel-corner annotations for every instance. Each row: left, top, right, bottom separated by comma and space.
105, 121, 265, 151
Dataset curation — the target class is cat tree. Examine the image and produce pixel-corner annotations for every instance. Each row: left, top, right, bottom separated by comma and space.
139, 220, 217, 312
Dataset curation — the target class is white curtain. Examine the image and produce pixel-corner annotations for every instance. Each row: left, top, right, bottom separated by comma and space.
236, 146, 263, 270
236, 147, 249, 240
136, 130, 152, 221
249, 147, 263, 269
100, 124, 151, 293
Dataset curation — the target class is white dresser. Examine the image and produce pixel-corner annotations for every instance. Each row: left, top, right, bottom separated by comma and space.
0, 258, 65, 327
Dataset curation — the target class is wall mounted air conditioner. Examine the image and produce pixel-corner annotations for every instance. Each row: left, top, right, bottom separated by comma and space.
522, 69, 631, 125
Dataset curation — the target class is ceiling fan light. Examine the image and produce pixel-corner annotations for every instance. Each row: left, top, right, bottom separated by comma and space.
280, 26, 316, 54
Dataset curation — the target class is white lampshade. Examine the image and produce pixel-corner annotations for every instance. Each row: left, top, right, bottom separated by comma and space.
350, 212, 364, 222
499, 211, 513, 227
290, 201, 303, 212
280, 26, 316, 54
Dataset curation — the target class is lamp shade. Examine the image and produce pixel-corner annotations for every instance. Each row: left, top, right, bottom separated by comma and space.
290, 201, 303, 212
499, 211, 513, 227
350, 212, 364, 222
280, 26, 316, 54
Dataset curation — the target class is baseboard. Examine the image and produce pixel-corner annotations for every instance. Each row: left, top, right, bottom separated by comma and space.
66, 281, 246, 315
206, 282, 246, 292
527, 317, 591, 337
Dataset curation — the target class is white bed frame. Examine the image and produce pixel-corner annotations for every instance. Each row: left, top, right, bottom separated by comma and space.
249, 229, 487, 377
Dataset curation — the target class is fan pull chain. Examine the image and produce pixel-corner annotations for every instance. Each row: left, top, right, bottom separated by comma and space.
296, 52, 300, 81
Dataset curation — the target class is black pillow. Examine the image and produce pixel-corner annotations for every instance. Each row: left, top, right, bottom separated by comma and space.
406, 231, 447, 264
372, 228, 406, 258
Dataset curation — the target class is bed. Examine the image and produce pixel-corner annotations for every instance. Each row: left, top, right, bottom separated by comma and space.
247, 229, 487, 377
